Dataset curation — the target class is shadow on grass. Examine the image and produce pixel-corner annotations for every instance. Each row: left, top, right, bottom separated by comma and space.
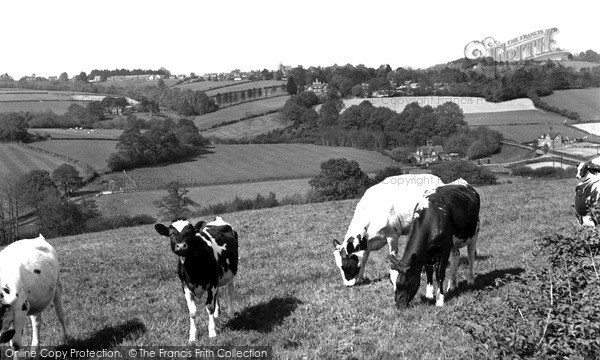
59, 319, 146, 350
459, 254, 492, 266
226, 296, 302, 333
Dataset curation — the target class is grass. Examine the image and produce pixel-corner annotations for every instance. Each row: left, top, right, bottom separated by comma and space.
193, 96, 290, 129
559, 60, 600, 71
486, 124, 599, 143
464, 109, 569, 126
29, 128, 124, 140
29, 139, 116, 173
16, 176, 580, 359
94, 79, 179, 89
0, 143, 88, 181
203, 113, 289, 139
174, 80, 250, 92
204, 80, 286, 96
96, 144, 397, 191
0, 101, 75, 114
541, 88, 600, 121
92, 177, 312, 218
486, 144, 535, 163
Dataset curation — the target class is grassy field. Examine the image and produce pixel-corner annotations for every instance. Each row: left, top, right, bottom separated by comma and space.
204, 80, 286, 97
29, 139, 116, 173
486, 144, 535, 164
21, 177, 579, 359
0, 101, 74, 114
174, 80, 250, 92
94, 79, 179, 89
92, 178, 312, 218
0, 143, 88, 181
203, 113, 289, 139
97, 144, 397, 191
487, 124, 599, 143
327, 97, 536, 114
464, 109, 568, 126
193, 96, 289, 129
541, 88, 600, 121
29, 128, 123, 140
559, 60, 600, 71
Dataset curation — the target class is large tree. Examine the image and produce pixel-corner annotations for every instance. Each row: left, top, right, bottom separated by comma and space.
17, 170, 58, 211
309, 158, 370, 201
153, 181, 197, 220
51, 164, 83, 197
0, 112, 30, 142
286, 76, 298, 95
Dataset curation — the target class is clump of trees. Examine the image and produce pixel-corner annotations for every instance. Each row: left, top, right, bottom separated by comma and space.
153, 181, 197, 220
107, 118, 206, 171
0, 112, 30, 142
430, 160, 497, 185
308, 158, 371, 201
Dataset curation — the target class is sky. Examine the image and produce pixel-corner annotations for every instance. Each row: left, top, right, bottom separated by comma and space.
0, 0, 597, 79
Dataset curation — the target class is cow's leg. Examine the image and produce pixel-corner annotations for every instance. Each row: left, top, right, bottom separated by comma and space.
425, 264, 434, 299
183, 285, 198, 343
30, 314, 42, 347
435, 251, 451, 307
467, 236, 478, 286
446, 249, 460, 293
356, 250, 370, 283
205, 287, 218, 338
225, 281, 235, 317
53, 276, 68, 340
10, 310, 26, 352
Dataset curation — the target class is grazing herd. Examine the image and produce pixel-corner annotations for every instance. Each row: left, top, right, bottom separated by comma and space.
0, 162, 595, 348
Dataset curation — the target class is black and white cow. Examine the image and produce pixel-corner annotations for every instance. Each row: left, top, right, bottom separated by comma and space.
575, 161, 600, 226
0, 234, 67, 352
155, 217, 238, 340
333, 174, 444, 286
389, 184, 480, 308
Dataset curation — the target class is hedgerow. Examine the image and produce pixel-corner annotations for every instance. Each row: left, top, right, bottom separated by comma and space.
440, 227, 600, 359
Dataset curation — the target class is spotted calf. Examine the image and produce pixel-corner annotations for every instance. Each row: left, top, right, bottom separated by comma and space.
155, 217, 238, 340
0, 234, 67, 352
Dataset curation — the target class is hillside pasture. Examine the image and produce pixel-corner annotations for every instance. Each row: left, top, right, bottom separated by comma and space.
204, 80, 286, 96
559, 60, 600, 71
193, 96, 289, 129
202, 113, 290, 139
325, 96, 536, 114
0, 101, 75, 114
573, 122, 600, 136
94, 78, 179, 89
97, 144, 397, 191
487, 124, 599, 143
525, 161, 574, 169
29, 139, 116, 173
29, 128, 123, 140
31, 177, 580, 358
541, 88, 600, 121
174, 80, 249, 92
92, 177, 311, 218
464, 109, 568, 126
0, 143, 88, 181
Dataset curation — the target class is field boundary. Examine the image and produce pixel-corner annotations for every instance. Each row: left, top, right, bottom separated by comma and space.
17, 142, 98, 180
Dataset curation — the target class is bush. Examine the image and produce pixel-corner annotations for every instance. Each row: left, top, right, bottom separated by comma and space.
430, 160, 497, 185
440, 227, 600, 358
511, 165, 576, 179
370, 166, 406, 186
308, 158, 371, 201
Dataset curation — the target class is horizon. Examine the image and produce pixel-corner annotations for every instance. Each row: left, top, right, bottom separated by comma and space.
0, 0, 597, 79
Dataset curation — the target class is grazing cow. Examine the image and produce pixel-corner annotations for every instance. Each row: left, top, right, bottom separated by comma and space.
333, 174, 444, 286
575, 161, 600, 226
389, 184, 480, 308
154, 217, 238, 340
0, 234, 67, 351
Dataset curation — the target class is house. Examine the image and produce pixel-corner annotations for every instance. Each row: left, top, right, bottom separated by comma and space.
305, 80, 328, 99
538, 131, 564, 149
413, 140, 447, 165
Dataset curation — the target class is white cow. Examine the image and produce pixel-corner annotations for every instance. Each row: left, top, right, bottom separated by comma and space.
333, 174, 444, 286
0, 234, 67, 352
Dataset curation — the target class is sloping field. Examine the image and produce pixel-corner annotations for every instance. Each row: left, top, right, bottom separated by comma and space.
0, 143, 88, 181
93, 177, 311, 218
573, 122, 600, 136
35, 178, 577, 358
29, 139, 116, 173
101, 144, 397, 190
0, 90, 106, 114
94, 78, 179, 89
329, 96, 536, 114
29, 128, 123, 140
204, 80, 285, 96
174, 80, 249, 92
0, 101, 74, 114
488, 124, 599, 143
541, 88, 600, 121
559, 60, 600, 71
202, 113, 289, 139
464, 109, 568, 126
193, 96, 289, 129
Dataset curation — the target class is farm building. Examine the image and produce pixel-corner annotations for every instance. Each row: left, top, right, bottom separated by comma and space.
538, 131, 565, 149
413, 140, 447, 165
306, 80, 328, 99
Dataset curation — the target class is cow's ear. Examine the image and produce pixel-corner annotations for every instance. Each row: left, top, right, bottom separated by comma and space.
0, 329, 15, 343
389, 254, 400, 268
332, 239, 342, 249
154, 224, 170, 237
358, 235, 368, 250
346, 241, 355, 254
194, 221, 206, 231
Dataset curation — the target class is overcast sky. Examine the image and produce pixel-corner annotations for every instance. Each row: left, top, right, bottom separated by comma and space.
0, 0, 596, 79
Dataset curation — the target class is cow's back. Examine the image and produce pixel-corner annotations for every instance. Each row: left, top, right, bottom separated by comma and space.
345, 174, 443, 239
0, 236, 60, 314
425, 184, 480, 240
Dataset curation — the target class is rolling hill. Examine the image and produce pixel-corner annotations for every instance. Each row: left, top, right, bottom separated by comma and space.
541, 88, 600, 121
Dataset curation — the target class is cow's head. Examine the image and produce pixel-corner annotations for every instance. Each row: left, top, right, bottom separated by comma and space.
332, 235, 368, 286
577, 161, 600, 179
389, 254, 420, 308
155, 219, 206, 256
